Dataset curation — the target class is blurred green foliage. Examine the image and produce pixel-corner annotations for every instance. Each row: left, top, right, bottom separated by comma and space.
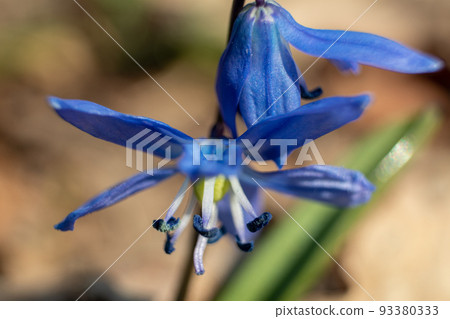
0, 0, 224, 81
85, 0, 184, 74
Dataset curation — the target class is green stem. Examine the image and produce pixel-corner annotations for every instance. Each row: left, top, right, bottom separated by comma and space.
213, 0, 245, 137
228, 0, 245, 41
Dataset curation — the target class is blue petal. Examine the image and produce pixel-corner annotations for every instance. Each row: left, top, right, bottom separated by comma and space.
217, 180, 263, 242
48, 97, 192, 159
238, 95, 371, 165
54, 168, 178, 231
239, 6, 302, 127
272, 4, 443, 74
243, 165, 375, 207
216, 6, 256, 137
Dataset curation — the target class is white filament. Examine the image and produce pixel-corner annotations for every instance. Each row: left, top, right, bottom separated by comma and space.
164, 177, 191, 222
229, 192, 247, 243
201, 177, 216, 225
229, 176, 257, 218
169, 191, 198, 244
193, 204, 218, 275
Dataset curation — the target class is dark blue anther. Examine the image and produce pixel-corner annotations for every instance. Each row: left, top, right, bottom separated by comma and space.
207, 226, 227, 244
153, 219, 164, 231
300, 85, 323, 100
247, 212, 272, 233
164, 233, 175, 255
152, 217, 180, 232
166, 217, 179, 229
236, 236, 254, 252
193, 215, 219, 238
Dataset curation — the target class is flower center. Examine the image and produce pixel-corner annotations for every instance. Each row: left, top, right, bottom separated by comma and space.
194, 175, 230, 202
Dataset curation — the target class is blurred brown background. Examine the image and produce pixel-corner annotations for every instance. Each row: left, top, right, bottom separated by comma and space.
0, 0, 449, 300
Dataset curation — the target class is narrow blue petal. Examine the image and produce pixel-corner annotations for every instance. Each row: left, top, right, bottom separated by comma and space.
238, 95, 371, 164
272, 4, 443, 74
54, 168, 178, 231
243, 165, 375, 207
216, 6, 256, 137
239, 6, 302, 127
48, 97, 192, 159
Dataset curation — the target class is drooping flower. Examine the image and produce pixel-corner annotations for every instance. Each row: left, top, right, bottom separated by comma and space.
49, 95, 374, 274
216, 0, 444, 136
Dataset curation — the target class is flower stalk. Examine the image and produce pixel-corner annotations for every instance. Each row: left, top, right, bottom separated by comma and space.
228, 0, 246, 41
177, 0, 247, 298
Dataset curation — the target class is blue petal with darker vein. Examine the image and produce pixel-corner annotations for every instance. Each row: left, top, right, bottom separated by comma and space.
238, 95, 371, 166
239, 6, 302, 127
48, 97, 192, 159
54, 168, 178, 231
242, 165, 375, 207
272, 3, 443, 74
216, 5, 256, 137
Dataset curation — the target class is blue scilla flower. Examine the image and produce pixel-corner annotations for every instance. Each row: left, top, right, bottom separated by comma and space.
216, 0, 444, 136
49, 94, 374, 274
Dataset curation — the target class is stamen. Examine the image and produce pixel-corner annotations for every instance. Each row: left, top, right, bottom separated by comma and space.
164, 192, 198, 254
300, 85, 323, 100
236, 237, 254, 252
193, 235, 208, 275
193, 204, 218, 275
229, 192, 248, 243
247, 212, 272, 233
153, 178, 191, 233
164, 177, 190, 222
152, 217, 179, 232
201, 177, 216, 225
164, 233, 175, 254
193, 215, 219, 238
229, 176, 258, 218
229, 191, 255, 252
207, 226, 227, 244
